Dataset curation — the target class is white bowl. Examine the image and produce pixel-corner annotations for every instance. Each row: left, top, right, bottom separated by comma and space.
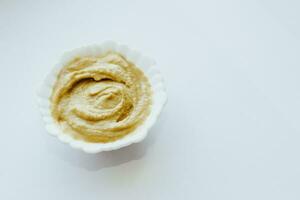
37, 41, 167, 153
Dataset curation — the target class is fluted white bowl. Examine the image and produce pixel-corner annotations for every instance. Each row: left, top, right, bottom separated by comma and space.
37, 41, 167, 153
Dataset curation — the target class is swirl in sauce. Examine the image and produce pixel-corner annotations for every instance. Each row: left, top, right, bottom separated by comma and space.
51, 52, 152, 143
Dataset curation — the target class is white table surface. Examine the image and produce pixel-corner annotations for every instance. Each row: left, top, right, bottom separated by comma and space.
1, 0, 300, 199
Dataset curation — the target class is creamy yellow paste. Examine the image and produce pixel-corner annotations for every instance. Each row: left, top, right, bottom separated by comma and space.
51, 52, 152, 143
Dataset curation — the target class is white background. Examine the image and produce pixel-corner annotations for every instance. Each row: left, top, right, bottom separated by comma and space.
1, 0, 300, 199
